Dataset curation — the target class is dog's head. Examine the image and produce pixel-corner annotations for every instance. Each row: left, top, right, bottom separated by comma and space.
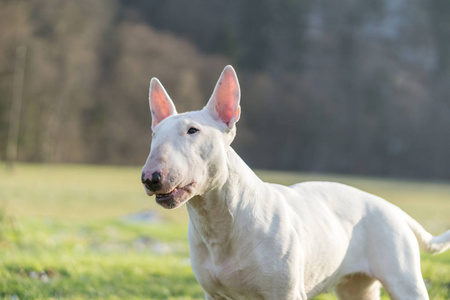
142, 65, 241, 209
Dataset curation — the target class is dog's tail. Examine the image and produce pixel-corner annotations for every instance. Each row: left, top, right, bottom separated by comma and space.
403, 211, 450, 254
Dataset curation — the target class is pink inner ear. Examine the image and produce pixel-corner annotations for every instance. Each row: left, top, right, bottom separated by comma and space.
151, 84, 173, 125
216, 103, 239, 126
214, 72, 240, 125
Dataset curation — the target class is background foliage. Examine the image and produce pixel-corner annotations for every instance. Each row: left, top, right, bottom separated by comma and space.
1, 0, 450, 179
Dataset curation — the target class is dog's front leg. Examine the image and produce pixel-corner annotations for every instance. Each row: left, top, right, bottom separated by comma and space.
204, 293, 226, 300
295, 278, 308, 300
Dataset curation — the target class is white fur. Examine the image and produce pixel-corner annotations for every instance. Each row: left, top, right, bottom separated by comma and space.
142, 66, 450, 300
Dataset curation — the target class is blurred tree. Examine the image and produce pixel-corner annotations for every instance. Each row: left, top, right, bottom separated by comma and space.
0, 0, 449, 179
239, 0, 272, 71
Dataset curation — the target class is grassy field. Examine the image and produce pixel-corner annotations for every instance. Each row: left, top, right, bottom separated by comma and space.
0, 163, 449, 299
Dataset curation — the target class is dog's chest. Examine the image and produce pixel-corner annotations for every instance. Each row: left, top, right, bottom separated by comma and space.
190, 244, 264, 298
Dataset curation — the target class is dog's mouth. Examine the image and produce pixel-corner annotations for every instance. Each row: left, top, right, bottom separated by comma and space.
155, 182, 195, 209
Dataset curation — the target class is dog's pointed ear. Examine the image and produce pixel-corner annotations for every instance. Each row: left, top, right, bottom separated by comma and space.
149, 78, 177, 130
206, 65, 241, 128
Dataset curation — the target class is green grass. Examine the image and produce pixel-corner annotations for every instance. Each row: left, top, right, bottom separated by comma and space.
0, 163, 449, 299
0, 218, 201, 299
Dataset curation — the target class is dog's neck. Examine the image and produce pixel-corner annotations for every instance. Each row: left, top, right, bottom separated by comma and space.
186, 147, 265, 258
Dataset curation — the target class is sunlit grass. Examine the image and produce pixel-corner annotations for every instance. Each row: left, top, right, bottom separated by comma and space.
0, 163, 449, 299
0, 217, 201, 299
0, 163, 189, 223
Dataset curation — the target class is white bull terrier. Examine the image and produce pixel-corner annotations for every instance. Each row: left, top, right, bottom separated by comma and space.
141, 65, 450, 300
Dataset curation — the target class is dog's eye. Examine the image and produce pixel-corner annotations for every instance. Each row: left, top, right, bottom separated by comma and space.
187, 127, 199, 135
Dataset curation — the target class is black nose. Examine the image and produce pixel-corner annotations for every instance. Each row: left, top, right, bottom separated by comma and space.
142, 171, 162, 192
